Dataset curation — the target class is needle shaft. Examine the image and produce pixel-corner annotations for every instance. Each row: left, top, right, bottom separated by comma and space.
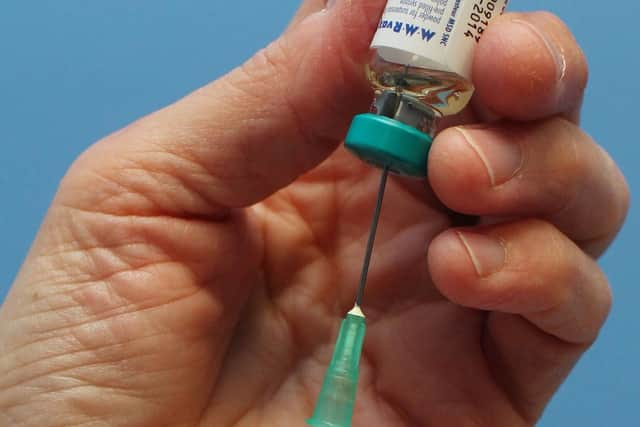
355, 167, 389, 307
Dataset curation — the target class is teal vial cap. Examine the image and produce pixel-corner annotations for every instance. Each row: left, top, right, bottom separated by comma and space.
345, 113, 433, 177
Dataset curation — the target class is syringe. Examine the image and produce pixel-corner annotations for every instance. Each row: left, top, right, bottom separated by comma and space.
307, 0, 507, 423
307, 167, 389, 427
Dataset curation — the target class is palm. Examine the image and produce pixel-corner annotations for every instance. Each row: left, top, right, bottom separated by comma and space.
113, 147, 527, 426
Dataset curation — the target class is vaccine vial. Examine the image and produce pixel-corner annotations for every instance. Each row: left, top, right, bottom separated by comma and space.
345, 0, 509, 177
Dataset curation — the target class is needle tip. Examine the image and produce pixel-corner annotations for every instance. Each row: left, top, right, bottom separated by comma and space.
348, 305, 365, 318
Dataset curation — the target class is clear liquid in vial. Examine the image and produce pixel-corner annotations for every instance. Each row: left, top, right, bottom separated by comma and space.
366, 53, 475, 118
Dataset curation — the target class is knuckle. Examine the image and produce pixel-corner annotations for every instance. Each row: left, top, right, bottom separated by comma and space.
501, 219, 612, 344
531, 119, 628, 246
577, 268, 612, 345
516, 219, 575, 308
525, 118, 585, 213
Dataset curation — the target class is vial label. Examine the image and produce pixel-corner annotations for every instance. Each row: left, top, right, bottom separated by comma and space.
371, 0, 508, 80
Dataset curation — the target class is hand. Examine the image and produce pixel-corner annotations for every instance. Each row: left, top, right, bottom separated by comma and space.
0, 1, 629, 426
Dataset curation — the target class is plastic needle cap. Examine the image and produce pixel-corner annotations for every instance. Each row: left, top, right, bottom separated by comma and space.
307, 307, 367, 427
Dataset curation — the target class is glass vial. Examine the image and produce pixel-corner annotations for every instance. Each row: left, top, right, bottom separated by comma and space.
367, 0, 509, 136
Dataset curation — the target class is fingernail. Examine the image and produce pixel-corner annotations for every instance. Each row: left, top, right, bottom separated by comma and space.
512, 18, 566, 81
456, 232, 506, 277
455, 127, 523, 187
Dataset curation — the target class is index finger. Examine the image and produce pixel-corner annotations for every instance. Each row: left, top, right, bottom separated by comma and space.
472, 12, 589, 123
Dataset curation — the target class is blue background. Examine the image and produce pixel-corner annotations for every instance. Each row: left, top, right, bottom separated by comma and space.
0, 1, 638, 425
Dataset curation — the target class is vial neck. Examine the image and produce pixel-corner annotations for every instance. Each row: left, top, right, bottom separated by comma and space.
371, 91, 437, 137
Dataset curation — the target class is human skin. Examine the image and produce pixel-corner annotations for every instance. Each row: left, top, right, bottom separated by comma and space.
0, 1, 629, 426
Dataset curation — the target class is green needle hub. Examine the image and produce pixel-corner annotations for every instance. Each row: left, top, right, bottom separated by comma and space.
307, 312, 367, 427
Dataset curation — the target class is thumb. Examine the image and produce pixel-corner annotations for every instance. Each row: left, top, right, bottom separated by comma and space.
471, 12, 588, 123
0, 5, 384, 420
57, 0, 384, 218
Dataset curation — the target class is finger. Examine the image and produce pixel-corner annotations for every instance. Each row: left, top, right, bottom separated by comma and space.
428, 118, 630, 256
428, 219, 612, 420
287, 0, 330, 30
428, 219, 612, 343
57, 0, 385, 218
472, 12, 588, 123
